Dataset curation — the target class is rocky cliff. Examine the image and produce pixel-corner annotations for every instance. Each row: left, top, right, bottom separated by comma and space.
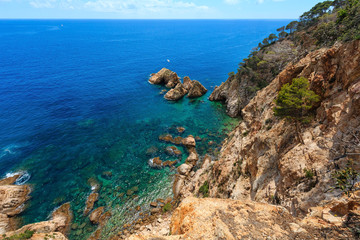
129, 40, 360, 240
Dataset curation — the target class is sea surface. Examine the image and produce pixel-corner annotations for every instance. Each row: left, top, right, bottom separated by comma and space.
0, 19, 291, 239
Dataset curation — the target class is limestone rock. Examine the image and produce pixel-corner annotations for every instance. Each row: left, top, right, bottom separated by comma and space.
164, 83, 187, 101
148, 157, 163, 169
165, 146, 182, 156
84, 192, 99, 215
177, 164, 191, 176
149, 68, 180, 88
181, 135, 196, 148
187, 80, 207, 98
182, 76, 193, 91
89, 207, 105, 224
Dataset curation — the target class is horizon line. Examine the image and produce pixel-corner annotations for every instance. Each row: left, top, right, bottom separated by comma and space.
0, 18, 297, 21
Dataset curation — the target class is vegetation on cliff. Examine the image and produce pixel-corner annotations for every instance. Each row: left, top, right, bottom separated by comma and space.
211, 0, 360, 117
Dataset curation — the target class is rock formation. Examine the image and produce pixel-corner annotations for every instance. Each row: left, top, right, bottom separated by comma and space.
209, 40, 301, 117
4, 202, 72, 240
164, 83, 187, 101
0, 174, 31, 234
149, 68, 180, 88
187, 80, 207, 98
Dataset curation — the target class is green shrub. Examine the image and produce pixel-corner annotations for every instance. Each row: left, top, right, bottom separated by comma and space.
162, 202, 172, 212
332, 160, 359, 197
304, 168, 315, 178
2, 230, 35, 240
199, 181, 209, 197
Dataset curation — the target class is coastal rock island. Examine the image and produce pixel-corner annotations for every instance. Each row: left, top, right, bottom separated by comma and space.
149, 68, 207, 101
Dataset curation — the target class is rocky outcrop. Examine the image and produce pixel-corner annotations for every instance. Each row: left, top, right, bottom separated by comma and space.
149, 68, 180, 88
209, 40, 301, 117
164, 83, 187, 101
4, 202, 72, 239
129, 196, 355, 239
187, 80, 207, 98
182, 76, 192, 91
0, 174, 31, 234
84, 192, 99, 215
183, 41, 360, 218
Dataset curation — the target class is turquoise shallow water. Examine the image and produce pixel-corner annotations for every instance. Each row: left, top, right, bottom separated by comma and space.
0, 19, 291, 239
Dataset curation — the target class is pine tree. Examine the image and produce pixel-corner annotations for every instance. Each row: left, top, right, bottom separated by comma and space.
273, 77, 320, 144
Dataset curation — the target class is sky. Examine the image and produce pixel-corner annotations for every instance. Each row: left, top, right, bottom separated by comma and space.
0, 0, 325, 19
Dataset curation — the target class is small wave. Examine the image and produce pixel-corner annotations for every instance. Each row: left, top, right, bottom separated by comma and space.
0, 143, 29, 160
5, 171, 31, 185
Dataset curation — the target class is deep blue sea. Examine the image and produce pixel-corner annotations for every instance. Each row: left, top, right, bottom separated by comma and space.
0, 19, 290, 238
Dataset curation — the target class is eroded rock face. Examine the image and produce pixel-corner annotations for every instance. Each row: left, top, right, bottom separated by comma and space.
149, 68, 180, 88
84, 192, 99, 215
182, 76, 193, 91
164, 83, 187, 101
5, 202, 72, 239
129, 197, 353, 239
0, 175, 31, 234
209, 40, 300, 117
187, 80, 207, 98
185, 40, 360, 217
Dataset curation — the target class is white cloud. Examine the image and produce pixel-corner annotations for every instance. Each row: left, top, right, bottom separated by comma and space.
224, 0, 239, 5
84, 0, 208, 13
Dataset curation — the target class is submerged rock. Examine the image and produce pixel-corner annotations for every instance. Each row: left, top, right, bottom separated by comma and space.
176, 127, 185, 134
149, 68, 180, 88
146, 146, 159, 156
89, 207, 105, 225
84, 192, 99, 215
148, 157, 163, 169
164, 83, 187, 101
187, 80, 207, 98
165, 146, 182, 156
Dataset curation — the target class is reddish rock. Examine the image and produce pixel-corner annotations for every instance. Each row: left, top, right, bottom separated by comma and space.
84, 192, 99, 215
172, 136, 183, 145
89, 207, 105, 225
158, 134, 173, 143
177, 127, 185, 134
182, 135, 196, 148
148, 157, 163, 168
165, 146, 182, 156
163, 160, 177, 168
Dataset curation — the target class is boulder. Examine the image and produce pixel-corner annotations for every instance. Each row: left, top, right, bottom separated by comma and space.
182, 135, 196, 148
178, 164, 192, 176
89, 207, 105, 224
149, 68, 180, 88
163, 160, 177, 168
176, 127, 185, 134
187, 80, 207, 98
185, 151, 199, 166
164, 83, 187, 101
158, 134, 173, 143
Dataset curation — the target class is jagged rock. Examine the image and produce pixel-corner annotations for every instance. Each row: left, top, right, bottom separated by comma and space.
165, 146, 182, 156
162, 160, 177, 168
84, 192, 99, 215
130, 197, 353, 239
148, 157, 163, 169
187, 80, 207, 98
181, 135, 196, 148
0, 174, 31, 234
209, 40, 299, 117
182, 40, 360, 217
185, 151, 198, 166
5, 202, 72, 239
183, 76, 193, 91
89, 207, 105, 224
177, 164, 191, 176
176, 127, 185, 134
149, 68, 180, 88
164, 83, 187, 101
